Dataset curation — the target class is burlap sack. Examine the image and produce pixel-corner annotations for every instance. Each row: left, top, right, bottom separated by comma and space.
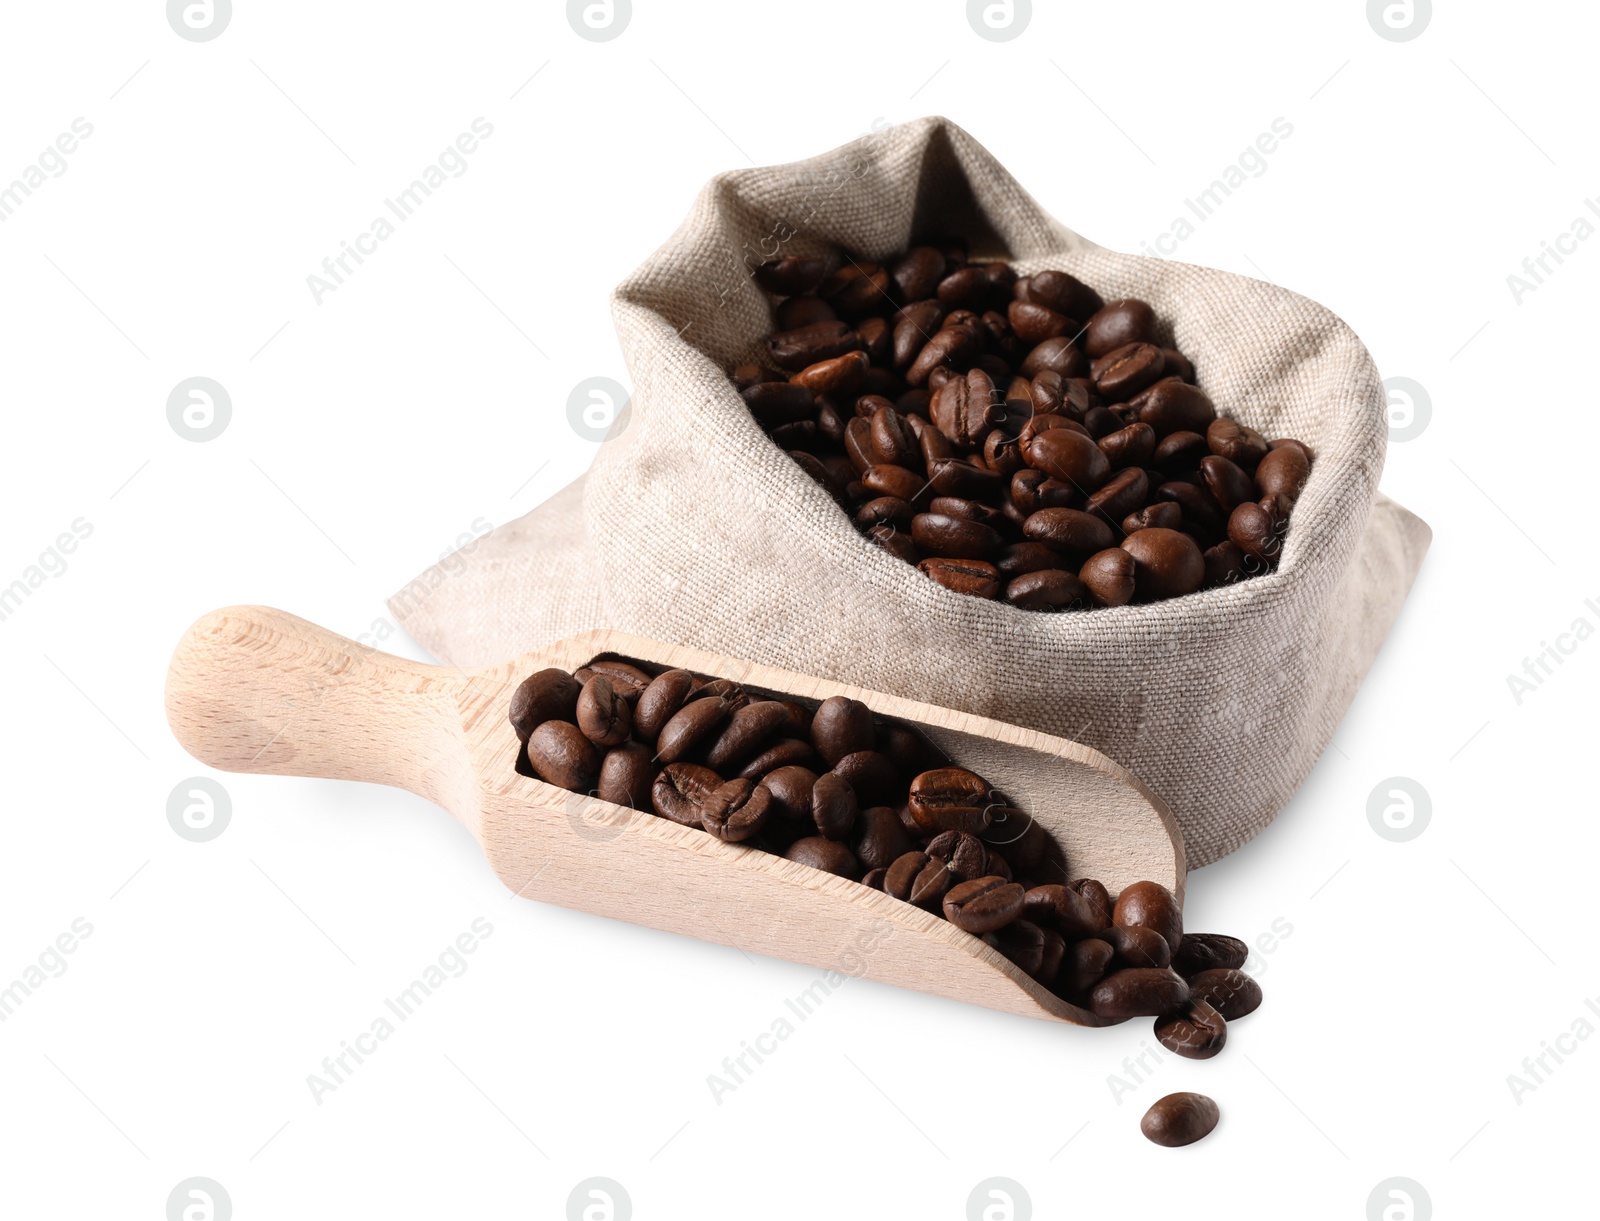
391, 116, 1430, 868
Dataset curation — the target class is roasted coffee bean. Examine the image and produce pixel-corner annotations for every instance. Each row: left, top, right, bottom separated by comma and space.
1070, 878, 1114, 928
1171, 933, 1250, 977
1099, 421, 1157, 470
1084, 299, 1157, 358
526, 720, 600, 792
1019, 336, 1089, 380
1203, 540, 1247, 587
575, 660, 653, 703
870, 525, 921, 564
597, 740, 656, 810
793, 351, 869, 399
1136, 381, 1217, 436
1089, 967, 1190, 1019
737, 737, 817, 779
704, 701, 791, 772
1024, 427, 1110, 490
1091, 342, 1166, 401
1228, 501, 1282, 563
931, 368, 1003, 449
755, 256, 826, 296
765, 320, 859, 373
1187, 968, 1263, 1019
882, 850, 953, 908
979, 807, 1049, 872
699, 778, 772, 842
576, 675, 633, 747
1154, 999, 1228, 1059
856, 316, 893, 365
861, 867, 888, 891
1021, 884, 1104, 940
855, 496, 914, 531
1112, 880, 1184, 954
892, 247, 946, 302
1060, 937, 1114, 994
1103, 924, 1174, 968
907, 768, 994, 835
1161, 348, 1195, 382
784, 836, 860, 879
996, 541, 1065, 578
1156, 481, 1226, 535
1152, 429, 1210, 474
831, 750, 900, 805
853, 805, 915, 870
1008, 300, 1073, 345
1200, 454, 1257, 514
651, 761, 723, 826
859, 463, 927, 503
760, 765, 818, 825
656, 696, 733, 764
1085, 467, 1149, 525
810, 696, 875, 767
1079, 548, 1136, 607
730, 363, 778, 391
1122, 528, 1205, 601
510, 668, 583, 742
1255, 443, 1311, 507
1122, 501, 1182, 533
1207, 416, 1269, 469
1006, 568, 1089, 611
892, 301, 945, 369
1141, 1092, 1220, 1147
1010, 468, 1077, 514
985, 919, 1061, 982
774, 295, 835, 330
906, 321, 982, 387
918, 557, 1001, 599
868, 405, 920, 468
924, 829, 989, 881
943, 876, 1026, 933
1023, 507, 1116, 555
819, 261, 892, 316
811, 771, 859, 840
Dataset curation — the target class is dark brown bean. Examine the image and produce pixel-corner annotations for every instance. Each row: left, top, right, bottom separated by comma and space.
633, 669, 697, 740
784, 836, 861, 879
924, 830, 989, 881
832, 751, 900, 805
996, 541, 1065, 578
1121, 528, 1205, 600
1020, 337, 1089, 379
1024, 427, 1110, 490
575, 675, 633, 748
1152, 429, 1211, 474
704, 701, 791, 773
810, 696, 875, 768
819, 261, 892, 316
1006, 568, 1089, 611
596, 741, 655, 810
1059, 937, 1114, 994
985, 919, 1061, 982
656, 696, 733, 764
1021, 884, 1105, 940
792, 351, 869, 400
1171, 934, 1250, 977
651, 761, 723, 826
509, 669, 582, 742
1079, 548, 1137, 606
943, 876, 1026, 933
1071, 879, 1114, 928
754, 256, 826, 296
697, 778, 772, 842
1228, 501, 1283, 564
1085, 468, 1149, 525
918, 557, 1001, 598
1141, 1092, 1219, 1147
1203, 540, 1247, 587
1207, 417, 1269, 469
891, 247, 946, 302
1136, 381, 1217, 436
1089, 967, 1191, 1019
1122, 501, 1182, 533
1255, 444, 1311, 507
1154, 999, 1228, 1059
1008, 300, 1073, 345
1023, 508, 1116, 555
811, 772, 859, 840
1200, 454, 1257, 513
525, 721, 599, 792
1187, 968, 1263, 1019
1084, 299, 1157, 358
868, 405, 920, 468
1099, 422, 1157, 470
1103, 924, 1174, 968
774, 295, 834, 330
765, 320, 859, 373
1112, 880, 1184, 954
906, 768, 995, 835
737, 737, 817, 780
760, 765, 818, 825
1023, 269, 1102, 320
1090, 342, 1166, 401
575, 660, 652, 703
853, 805, 915, 870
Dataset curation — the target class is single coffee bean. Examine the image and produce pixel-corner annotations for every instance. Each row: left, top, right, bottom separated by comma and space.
1010, 468, 1078, 514
860, 463, 927, 503
1085, 467, 1149, 525
871, 525, 921, 564
633, 668, 698, 740
924, 829, 989, 881
856, 496, 914, 531
1019, 336, 1089, 380
906, 322, 982, 388
1008, 299, 1073, 345
853, 805, 915, 870
810, 696, 875, 767
703, 701, 791, 773
884, 850, 956, 908
1071, 878, 1114, 927
651, 761, 723, 826
931, 367, 1003, 449
1084, 298, 1157, 358
1153, 999, 1228, 1060
1059, 937, 1114, 994
912, 512, 1002, 560
892, 301, 945, 369
760, 765, 818, 825
775, 295, 835, 331
1024, 428, 1111, 490
1152, 429, 1211, 474
1089, 967, 1191, 1019
1136, 381, 1217, 436
1228, 501, 1282, 563
819, 261, 892, 316
861, 867, 888, 891
576, 675, 633, 747
784, 836, 861, 879
1121, 528, 1205, 601
1255, 443, 1311, 507
1141, 1092, 1220, 1147
655, 696, 733, 764
907, 768, 995, 835
832, 750, 900, 805
1199, 454, 1257, 514
1203, 540, 1246, 587
918, 557, 1001, 599
985, 919, 1062, 982
754, 256, 826, 296
1171, 933, 1250, 977
1006, 568, 1089, 611
765, 320, 859, 373
1187, 968, 1263, 1019
1122, 501, 1182, 533
868, 405, 921, 468
996, 541, 1065, 578
509, 668, 583, 742
1099, 421, 1157, 470
856, 316, 893, 365
792, 350, 869, 400
1090, 341, 1166, 401
1023, 507, 1116, 555
1102, 924, 1174, 968
574, 660, 653, 703
979, 806, 1048, 871
1079, 547, 1136, 607
1207, 416, 1269, 469
595, 740, 656, 810
891, 247, 946, 301
1021, 884, 1104, 940
1156, 481, 1226, 535
525, 720, 600, 792
811, 771, 859, 840
1112, 879, 1184, 954
737, 737, 817, 779
700, 778, 772, 843
943, 876, 1026, 933
1161, 348, 1195, 382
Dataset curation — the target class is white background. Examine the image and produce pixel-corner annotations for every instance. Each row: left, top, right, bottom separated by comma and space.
1, 2, 1593, 1218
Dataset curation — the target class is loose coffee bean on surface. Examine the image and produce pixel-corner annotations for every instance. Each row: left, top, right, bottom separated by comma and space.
1089, 967, 1191, 1019
1187, 968, 1264, 1019
1112, 880, 1185, 954
1153, 999, 1228, 1060
1141, 1092, 1220, 1147
735, 243, 1310, 609
1171, 933, 1250, 977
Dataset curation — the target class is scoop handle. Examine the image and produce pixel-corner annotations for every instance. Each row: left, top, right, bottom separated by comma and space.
165, 605, 474, 809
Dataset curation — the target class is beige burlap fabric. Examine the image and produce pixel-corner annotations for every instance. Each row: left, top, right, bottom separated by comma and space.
391, 116, 1430, 868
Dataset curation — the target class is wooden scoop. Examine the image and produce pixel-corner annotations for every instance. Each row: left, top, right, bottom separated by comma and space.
165, 606, 1185, 1026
